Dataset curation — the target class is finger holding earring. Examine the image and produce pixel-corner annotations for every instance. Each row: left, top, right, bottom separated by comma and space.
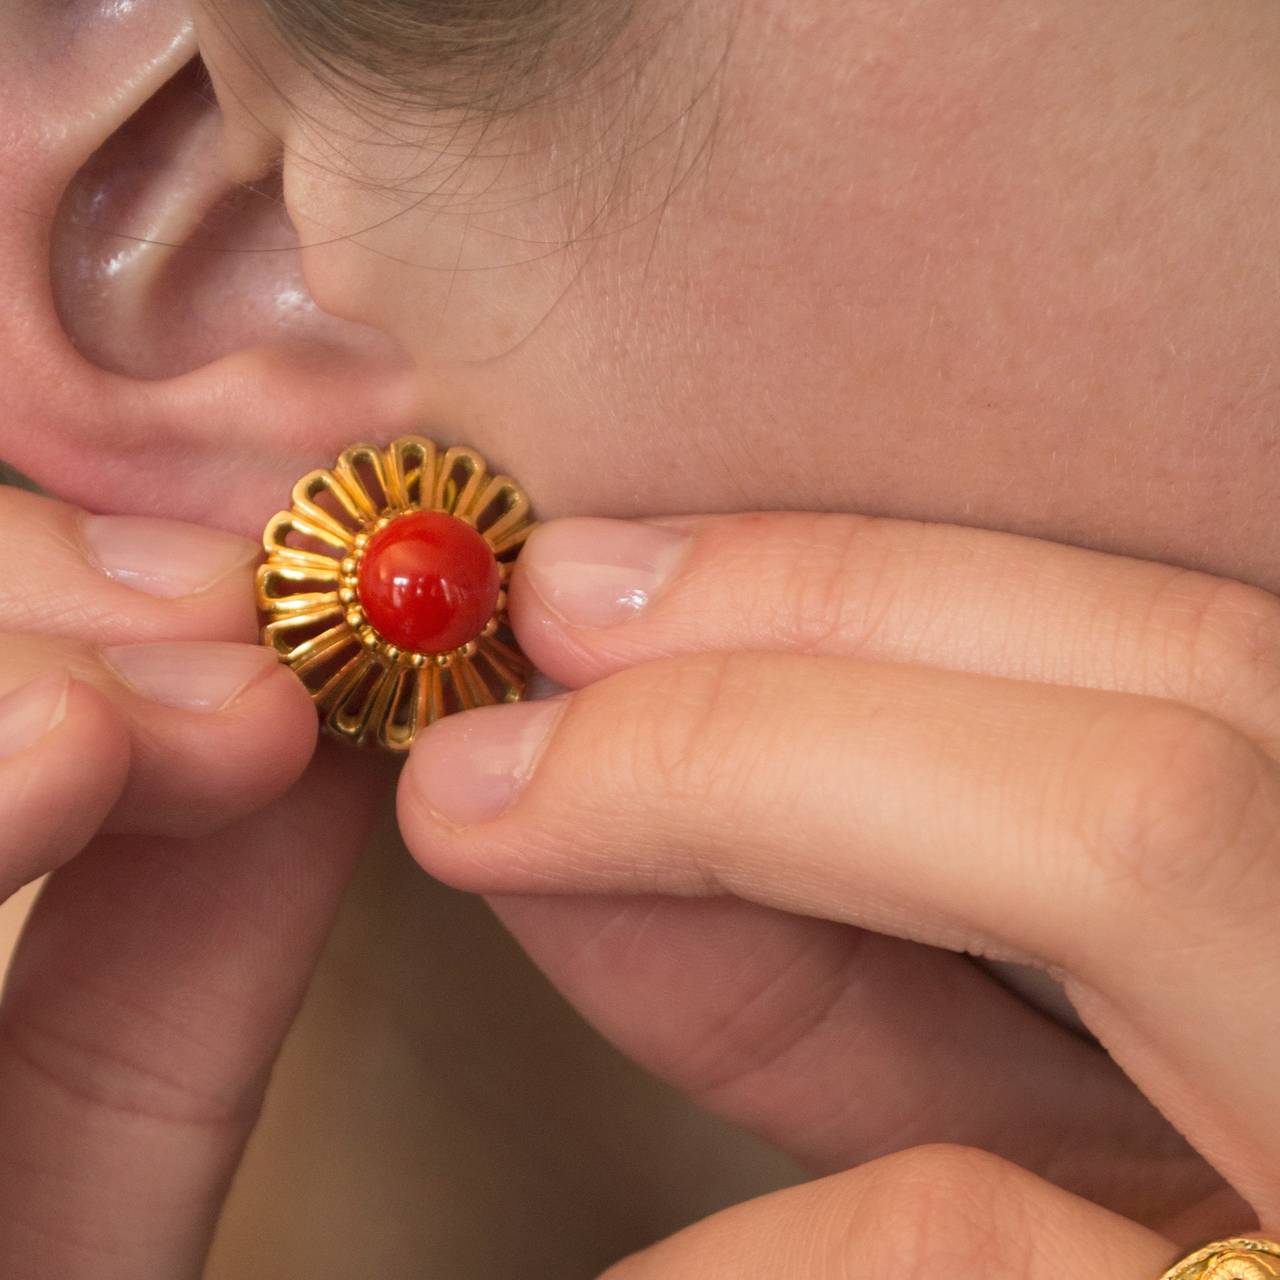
399, 510, 1280, 1226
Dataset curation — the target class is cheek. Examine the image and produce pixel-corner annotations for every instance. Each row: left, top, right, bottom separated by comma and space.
282, 133, 583, 365
620, 0, 1280, 444
481, 0, 1280, 581
273, 0, 1280, 591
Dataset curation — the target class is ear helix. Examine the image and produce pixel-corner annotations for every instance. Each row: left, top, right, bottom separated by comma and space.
0, 22, 418, 523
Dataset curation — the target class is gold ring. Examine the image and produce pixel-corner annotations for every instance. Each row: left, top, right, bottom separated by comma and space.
1158, 1238, 1280, 1280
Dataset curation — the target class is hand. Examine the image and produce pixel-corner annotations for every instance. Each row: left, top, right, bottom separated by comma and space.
0, 487, 388, 1277
398, 510, 1280, 1268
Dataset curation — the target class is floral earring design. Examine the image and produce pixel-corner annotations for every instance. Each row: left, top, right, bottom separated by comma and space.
256, 437, 535, 751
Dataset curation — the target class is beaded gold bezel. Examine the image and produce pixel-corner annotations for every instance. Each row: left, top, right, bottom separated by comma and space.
255, 436, 535, 752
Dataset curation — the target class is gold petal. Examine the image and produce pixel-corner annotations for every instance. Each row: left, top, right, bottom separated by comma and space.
450, 652, 491, 710
334, 445, 389, 521
361, 665, 400, 744
262, 602, 347, 647
376, 667, 421, 752
261, 591, 342, 618
258, 561, 343, 594
473, 634, 528, 696
419, 662, 447, 729
479, 633, 528, 671
327, 661, 387, 740
454, 473, 503, 526
433, 446, 485, 515
263, 509, 351, 562
488, 520, 534, 558
386, 435, 438, 511
264, 504, 353, 560
479, 483, 533, 548
313, 651, 373, 711
282, 622, 358, 674
291, 468, 367, 541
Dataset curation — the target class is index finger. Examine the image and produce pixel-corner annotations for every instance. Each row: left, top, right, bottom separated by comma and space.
509, 513, 1280, 749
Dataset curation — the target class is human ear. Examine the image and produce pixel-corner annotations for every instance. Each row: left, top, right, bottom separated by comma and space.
0, 0, 418, 534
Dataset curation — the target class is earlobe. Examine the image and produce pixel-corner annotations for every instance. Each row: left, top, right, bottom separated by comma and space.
0, 0, 419, 535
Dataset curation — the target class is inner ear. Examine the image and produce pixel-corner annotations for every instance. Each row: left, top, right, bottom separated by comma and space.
51, 56, 392, 382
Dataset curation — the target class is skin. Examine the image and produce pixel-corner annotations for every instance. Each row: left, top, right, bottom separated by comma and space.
1, 0, 1279, 1273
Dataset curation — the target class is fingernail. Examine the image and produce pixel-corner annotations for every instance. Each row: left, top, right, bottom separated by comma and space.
521, 518, 691, 628
0, 671, 70, 761
408, 698, 565, 827
80, 514, 258, 599
102, 642, 278, 712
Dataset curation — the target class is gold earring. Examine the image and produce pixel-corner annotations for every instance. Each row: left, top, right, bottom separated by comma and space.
256, 436, 535, 752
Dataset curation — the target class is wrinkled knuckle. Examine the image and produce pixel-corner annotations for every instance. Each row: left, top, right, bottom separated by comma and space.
616, 652, 765, 805
1080, 701, 1279, 907
0, 1004, 257, 1133
849, 1146, 1031, 1280
1154, 573, 1280, 739
687, 936, 856, 1105
778, 515, 887, 649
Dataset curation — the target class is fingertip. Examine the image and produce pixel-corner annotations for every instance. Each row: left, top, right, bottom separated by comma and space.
0, 675, 132, 894
214, 658, 320, 786
508, 517, 695, 688
409, 699, 564, 823
516, 517, 692, 628
0, 669, 72, 762
395, 701, 566, 895
507, 560, 601, 688
23, 674, 133, 793
395, 722, 485, 893
2, 490, 264, 645
394, 766, 480, 892
108, 656, 319, 837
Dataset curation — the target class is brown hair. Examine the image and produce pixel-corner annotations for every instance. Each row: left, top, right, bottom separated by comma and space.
252, 0, 634, 115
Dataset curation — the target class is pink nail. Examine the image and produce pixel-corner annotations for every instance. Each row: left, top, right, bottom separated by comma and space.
102, 642, 278, 712
80, 514, 258, 599
0, 671, 70, 761
521, 519, 690, 628
407, 698, 565, 827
